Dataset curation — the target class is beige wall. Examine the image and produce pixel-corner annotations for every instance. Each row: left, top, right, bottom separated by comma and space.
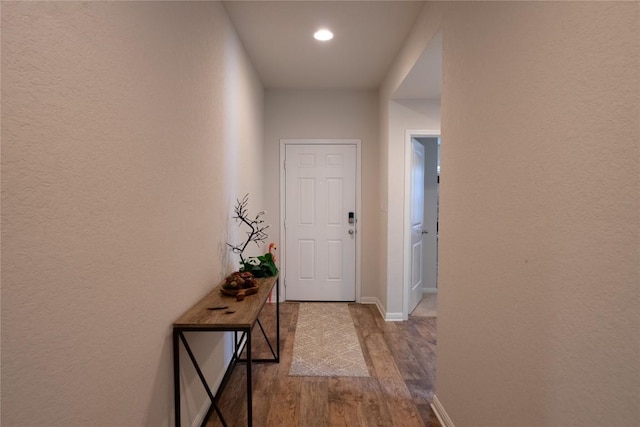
377, 101, 390, 310
436, 2, 639, 425
1, 2, 264, 426
263, 89, 380, 301
381, 1, 639, 426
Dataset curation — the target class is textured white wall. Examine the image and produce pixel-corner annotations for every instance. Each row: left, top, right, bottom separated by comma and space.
263, 89, 380, 301
380, 1, 639, 425
1, 2, 263, 426
435, 2, 639, 426
377, 101, 390, 309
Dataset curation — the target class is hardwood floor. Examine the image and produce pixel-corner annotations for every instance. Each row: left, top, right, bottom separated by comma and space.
207, 302, 440, 427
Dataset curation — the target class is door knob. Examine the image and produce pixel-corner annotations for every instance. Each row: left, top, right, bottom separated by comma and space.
348, 229, 355, 235
421, 230, 429, 235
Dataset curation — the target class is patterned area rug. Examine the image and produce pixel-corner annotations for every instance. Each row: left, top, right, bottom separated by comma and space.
289, 303, 370, 377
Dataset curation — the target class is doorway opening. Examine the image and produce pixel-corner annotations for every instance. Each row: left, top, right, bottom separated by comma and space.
404, 130, 440, 319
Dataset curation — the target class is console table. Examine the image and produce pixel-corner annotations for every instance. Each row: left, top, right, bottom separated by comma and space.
173, 275, 279, 427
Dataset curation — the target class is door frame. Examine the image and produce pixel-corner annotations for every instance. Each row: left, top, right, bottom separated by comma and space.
403, 130, 440, 319
279, 139, 362, 302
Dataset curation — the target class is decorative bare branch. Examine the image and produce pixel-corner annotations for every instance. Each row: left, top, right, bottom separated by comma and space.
226, 194, 270, 264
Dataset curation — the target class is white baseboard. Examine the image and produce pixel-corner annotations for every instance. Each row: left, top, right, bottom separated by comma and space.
384, 312, 404, 321
431, 395, 455, 427
423, 287, 438, 294
360, 297, 404, 322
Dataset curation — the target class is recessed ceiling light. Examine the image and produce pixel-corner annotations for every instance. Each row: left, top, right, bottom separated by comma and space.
314, 29, 333, 41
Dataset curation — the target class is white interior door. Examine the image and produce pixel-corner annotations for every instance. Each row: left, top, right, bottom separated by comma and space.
284, 144, 356, 301
409, 140, 426, 313
422, 138, 439, 293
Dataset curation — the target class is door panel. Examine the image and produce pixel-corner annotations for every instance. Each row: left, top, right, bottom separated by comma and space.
285, 144, 356, 301
409, 140, 425, 313
298, 240, 315, 279
298, 179, 315, 224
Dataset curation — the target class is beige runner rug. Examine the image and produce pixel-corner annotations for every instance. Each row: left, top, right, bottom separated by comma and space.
289, 303, 369, 377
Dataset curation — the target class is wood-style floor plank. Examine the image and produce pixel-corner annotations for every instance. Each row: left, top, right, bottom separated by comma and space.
299, 378, 330, 427
205, 302, 440, 427
265, 376, 302, 427
328, 376, 393, 427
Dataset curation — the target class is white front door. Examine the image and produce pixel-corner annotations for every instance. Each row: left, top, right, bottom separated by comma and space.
409, 140, 426, 313
284, 144, 357, 301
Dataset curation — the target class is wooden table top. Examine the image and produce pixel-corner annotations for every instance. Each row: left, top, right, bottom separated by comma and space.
173, 275, 277, 330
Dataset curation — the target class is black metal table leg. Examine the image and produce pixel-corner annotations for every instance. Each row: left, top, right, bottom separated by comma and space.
173, 329, 181, 427
246, 327, 253, 427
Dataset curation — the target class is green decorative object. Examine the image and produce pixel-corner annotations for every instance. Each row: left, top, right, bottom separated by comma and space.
239, 253, 278, 278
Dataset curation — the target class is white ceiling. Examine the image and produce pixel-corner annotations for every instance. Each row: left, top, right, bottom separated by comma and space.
223, 1, 427, 90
